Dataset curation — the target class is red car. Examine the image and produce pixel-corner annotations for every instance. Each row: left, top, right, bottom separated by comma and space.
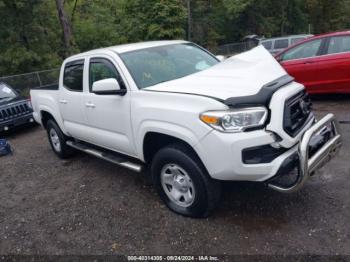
275, 31, 350, 94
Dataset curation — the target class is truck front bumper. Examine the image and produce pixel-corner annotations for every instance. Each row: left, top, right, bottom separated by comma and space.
195, 114, 342, 192
267, 113, 342, 193
0, 113, 34, 132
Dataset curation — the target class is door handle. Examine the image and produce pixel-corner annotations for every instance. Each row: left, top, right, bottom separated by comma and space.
303, 61, 314, 64
59, 99, 68, 104
85, 102, 95, 108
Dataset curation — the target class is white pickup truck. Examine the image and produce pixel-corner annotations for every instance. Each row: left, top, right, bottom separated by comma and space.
31, 40, 342, 217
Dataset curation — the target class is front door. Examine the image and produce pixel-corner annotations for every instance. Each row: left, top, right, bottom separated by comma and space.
279, 38, 324, 93
83, 56, 135, 156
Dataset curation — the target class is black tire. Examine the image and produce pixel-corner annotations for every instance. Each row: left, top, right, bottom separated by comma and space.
46, 120, 75, 159
151, 143, 221, 218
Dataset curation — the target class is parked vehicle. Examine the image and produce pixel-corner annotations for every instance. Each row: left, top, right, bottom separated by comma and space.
0, 82, 34, 132
275, 31, 350, 94
260, 34, 313, 55
30, 41, 342, 217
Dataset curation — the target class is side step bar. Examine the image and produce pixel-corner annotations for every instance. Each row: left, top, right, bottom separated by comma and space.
66, 141, 143, 172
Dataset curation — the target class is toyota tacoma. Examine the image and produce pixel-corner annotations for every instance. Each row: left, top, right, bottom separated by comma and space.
30, 41, 342, 217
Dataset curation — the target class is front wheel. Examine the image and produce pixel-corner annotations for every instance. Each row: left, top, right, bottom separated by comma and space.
46, 120, 75, 159
151, 144, 221, 218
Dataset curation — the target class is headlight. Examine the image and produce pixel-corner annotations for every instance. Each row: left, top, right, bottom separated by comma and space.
200, 107, 268, 132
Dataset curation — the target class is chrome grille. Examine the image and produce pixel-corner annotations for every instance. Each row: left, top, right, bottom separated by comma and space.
283, 91, 312, 137
0, 102, 31, 121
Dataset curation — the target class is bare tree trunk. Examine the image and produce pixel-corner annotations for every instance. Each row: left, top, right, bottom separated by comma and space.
280, 0, 289, 36
187, 0, 191, 41
71, 0, 79, 24
55, 0, 74, 57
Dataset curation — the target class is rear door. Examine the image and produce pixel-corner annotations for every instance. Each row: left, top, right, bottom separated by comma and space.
59, 59, 89, 140
279, 38, 325, 92
315, 35, 350, 93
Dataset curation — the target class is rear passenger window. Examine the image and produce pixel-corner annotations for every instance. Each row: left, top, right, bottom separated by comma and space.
274, 39, 289, 49
63, 60, 84, 91
261, 41, 272, 50
327, 36, 350, 54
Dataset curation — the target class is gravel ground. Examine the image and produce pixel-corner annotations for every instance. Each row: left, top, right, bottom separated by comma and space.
0, 95, 349, 256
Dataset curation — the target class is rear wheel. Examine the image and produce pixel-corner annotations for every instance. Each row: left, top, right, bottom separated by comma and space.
46, 120, 75, 159
151, 144, 221, 218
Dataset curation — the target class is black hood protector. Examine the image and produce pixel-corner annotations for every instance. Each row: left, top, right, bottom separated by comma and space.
224, 75, 294, 108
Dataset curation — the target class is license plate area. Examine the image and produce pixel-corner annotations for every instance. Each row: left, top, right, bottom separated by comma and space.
308, 123, 335, 159
306, 119, 342, 174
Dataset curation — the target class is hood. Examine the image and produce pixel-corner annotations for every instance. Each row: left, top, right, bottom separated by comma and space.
0, 96, 27, 107
144, 46, 288, 101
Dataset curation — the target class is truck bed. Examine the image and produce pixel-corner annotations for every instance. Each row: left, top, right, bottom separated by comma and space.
31, 84, 59, 90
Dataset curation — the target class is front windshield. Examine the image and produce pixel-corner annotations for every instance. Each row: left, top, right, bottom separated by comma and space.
0, 83, 17, 99
119, 43, 219, 89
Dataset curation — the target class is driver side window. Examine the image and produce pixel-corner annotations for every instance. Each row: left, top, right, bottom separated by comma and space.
89, 58, 125, 91
282, 39, 322, 61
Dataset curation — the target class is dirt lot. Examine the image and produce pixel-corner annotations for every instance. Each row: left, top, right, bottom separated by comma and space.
0, 95, 349, 256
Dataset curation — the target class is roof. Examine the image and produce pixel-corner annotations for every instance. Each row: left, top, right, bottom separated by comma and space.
274, 30, 350, 57
68, 40, 189, 60
260, 34, 313, 42
109, 40, 188, 53
291, 30, 350, 46
311, 30, 350, 39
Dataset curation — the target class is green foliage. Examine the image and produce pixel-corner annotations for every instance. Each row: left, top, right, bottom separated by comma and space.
0, 0, 61, 75
190, 0, 227, 49
0, 0, 349, 76
119, 0, 186, 41
71, 1, 123, 51
306, 0, 350, 33
222, 0, 308, 40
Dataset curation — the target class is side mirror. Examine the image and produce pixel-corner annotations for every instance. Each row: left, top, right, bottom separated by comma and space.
216, 55, 226, 62
92, 78, 126, 95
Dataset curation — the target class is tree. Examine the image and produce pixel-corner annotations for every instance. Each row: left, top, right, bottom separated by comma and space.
55, 0, 75, 57
189, 0, 227, 48
70, 0, 126, 51
119, 0, 186, 42
0, 0, 61, 75
1, 0, 350, 76
306, 0, 350, 34
222, 0, 308, 40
